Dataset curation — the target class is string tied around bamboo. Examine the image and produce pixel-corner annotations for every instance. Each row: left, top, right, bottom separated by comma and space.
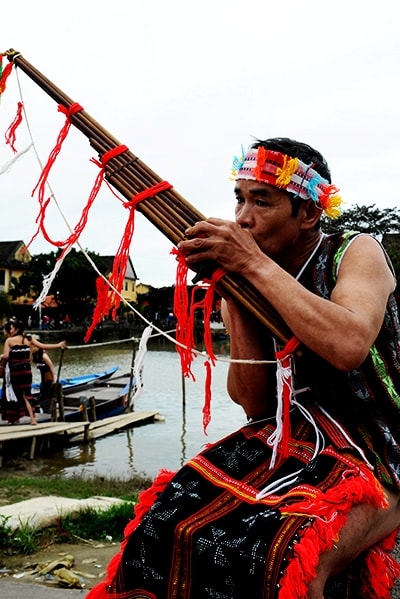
268, 335, 301, 468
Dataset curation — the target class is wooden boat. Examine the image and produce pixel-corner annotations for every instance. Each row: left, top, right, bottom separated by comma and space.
0, 366, 120, 401
42, 371, 138, 423
32, 365, 119, 396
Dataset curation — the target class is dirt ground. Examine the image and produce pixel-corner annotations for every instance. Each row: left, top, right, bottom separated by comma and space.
2, 538, 400, 596
0, 540, 120, 591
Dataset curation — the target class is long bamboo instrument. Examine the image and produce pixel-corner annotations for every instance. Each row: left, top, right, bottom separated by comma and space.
5, 49, 293, 344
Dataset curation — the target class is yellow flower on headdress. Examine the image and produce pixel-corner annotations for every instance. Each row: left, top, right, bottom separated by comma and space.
324, 194, 343, 219
276, 156, 298, 187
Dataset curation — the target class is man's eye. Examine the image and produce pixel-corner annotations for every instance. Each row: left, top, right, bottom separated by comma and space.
235, 197, 244, 204
255, 199, 268, 207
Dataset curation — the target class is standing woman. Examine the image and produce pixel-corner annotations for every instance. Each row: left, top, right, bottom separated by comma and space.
0, 318, 66, 425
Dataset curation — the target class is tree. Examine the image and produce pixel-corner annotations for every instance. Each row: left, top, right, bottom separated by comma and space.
321, 203, 400, 288
0, 291, 12, 321
9, 253, 56, 301
51, 248, 108, 304
321, 204, 400, 236
9, 248, 108, 306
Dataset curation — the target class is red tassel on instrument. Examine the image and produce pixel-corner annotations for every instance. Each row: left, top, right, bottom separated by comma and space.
84, 277, 111, 343
171, 247, 196, 380
31, 103, 83, 208
172, 259, 227, 430
108, 181, 172, 321
84, 181, 172, 341
4, 101, 23, 153
0, 58, 13, 95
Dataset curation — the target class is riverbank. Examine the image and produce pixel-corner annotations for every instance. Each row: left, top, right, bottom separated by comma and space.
0, 468, 150, 591
1, 468, 399, 597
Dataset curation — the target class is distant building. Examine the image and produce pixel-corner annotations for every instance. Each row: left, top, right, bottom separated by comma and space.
0, 240, 32, 303
100, 255, 139, 304
135, 282, 151, 296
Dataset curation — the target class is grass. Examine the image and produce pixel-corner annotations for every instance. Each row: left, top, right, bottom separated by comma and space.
0, 472, 153, 556
0, 471, 152, 504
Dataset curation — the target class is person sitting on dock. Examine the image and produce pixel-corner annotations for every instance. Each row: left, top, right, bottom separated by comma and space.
0, 318, 67, 425
87, 138, 400, 598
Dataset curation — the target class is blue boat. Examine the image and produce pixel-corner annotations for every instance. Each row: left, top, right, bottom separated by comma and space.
32, 365, 119, 396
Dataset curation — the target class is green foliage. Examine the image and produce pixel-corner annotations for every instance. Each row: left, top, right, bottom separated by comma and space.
0, 515, 40, 554
321, 204, 400, 235
8, 253, 55, 300
0, 514, 12, 547
0, 503, 135, 554
0, 291, 12, 320
11, 518, 41, 554
58, 501, 134, 543
52, 248, 109, 303
0, 474, 151, 555
321, 203, 400, 287
0, 473, 151, 503
9, 248, 109, 305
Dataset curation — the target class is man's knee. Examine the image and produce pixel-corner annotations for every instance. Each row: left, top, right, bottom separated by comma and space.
308, 494, 400, 591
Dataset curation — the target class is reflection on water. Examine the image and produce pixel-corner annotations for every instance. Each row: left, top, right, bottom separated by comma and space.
35, 338, 246, 480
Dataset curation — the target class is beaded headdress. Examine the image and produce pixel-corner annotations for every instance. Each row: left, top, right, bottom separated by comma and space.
232, 146, 342, 219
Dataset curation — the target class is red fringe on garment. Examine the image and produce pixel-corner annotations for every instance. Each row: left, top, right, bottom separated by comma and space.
277, 465, 395, 598
361, 527, 400, 598
86, 468, 175, 599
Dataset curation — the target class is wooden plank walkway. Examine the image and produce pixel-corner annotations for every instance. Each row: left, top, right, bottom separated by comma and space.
68, 411, 160, 442
0, 410, 160, 465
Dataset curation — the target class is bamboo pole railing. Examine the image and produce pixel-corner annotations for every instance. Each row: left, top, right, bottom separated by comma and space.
5, 49, 293, 345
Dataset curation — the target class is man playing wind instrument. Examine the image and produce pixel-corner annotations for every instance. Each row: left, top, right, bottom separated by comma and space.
88, 138, 400, 598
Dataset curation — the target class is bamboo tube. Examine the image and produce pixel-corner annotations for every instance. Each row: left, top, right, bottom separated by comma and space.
6, 50, 293, 344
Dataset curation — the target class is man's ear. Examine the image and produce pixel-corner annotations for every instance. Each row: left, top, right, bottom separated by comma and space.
299, 199, 322, 230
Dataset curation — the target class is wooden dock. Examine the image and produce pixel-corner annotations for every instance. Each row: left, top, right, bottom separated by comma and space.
0, 410, 160, 466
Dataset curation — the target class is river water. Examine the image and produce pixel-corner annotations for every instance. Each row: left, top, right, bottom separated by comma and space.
34, 335, 246, 480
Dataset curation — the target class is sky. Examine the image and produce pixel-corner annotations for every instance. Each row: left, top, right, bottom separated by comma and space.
1, 0, 399, 287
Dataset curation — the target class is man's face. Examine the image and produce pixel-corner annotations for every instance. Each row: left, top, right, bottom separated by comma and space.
234, 179, 303, 259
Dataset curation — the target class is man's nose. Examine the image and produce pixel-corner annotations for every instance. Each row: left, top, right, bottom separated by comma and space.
236, 204, 254, 228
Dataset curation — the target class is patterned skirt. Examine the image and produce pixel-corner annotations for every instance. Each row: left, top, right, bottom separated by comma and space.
87, 420, 400, 599
1, 345, 33, 423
